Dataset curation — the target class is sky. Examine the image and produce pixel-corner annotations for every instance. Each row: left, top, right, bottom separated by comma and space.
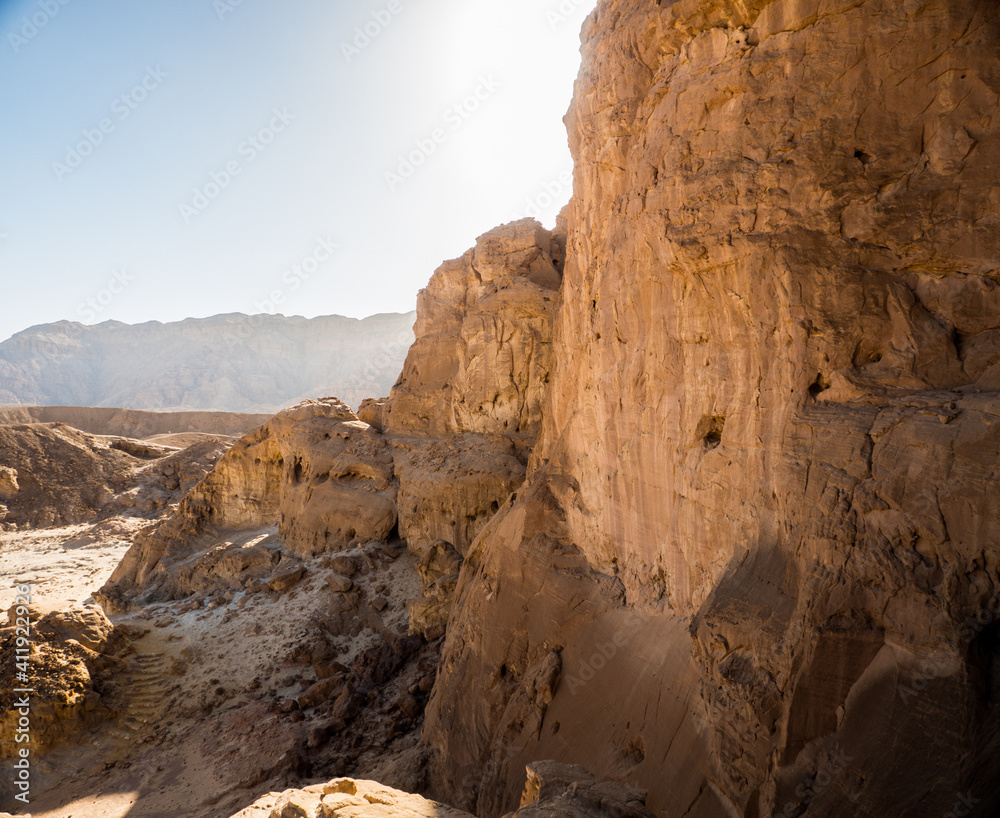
0, 0, 595, 342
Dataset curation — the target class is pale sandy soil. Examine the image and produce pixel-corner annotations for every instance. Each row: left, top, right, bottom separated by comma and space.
0, 520, 143, 611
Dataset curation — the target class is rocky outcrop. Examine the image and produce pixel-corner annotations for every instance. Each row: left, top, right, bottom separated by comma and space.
385, 219, 562, 451
99, 399, 399, 605
0, 467, 17, 500
0, 311, 416, 413
187, 399, 398, 558
422, 1, 1000, 817
231, 779, 475, 818
230, 764, 655, 818
0, 604, 121, 758
386, 219, 562, 571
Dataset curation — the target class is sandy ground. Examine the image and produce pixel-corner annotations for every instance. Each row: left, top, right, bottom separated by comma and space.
0, 520, 143, 612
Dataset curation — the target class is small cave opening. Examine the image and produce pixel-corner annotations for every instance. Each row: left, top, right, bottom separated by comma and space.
809, 373, 832, 399
291, 461, 304, 485
698, 415, 726, 450
854, 148, 874, 166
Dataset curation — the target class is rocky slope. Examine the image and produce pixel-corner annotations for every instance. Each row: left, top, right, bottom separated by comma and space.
420, 1, 1000, 817
0, 312, 415, 413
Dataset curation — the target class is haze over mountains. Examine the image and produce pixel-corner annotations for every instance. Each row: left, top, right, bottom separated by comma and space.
0, 312, 416, 414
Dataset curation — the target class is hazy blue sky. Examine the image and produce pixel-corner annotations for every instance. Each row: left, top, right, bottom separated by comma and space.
0, 0, 594, 342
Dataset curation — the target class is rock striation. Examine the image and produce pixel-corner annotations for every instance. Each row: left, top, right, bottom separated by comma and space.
420, 1, 1000, 817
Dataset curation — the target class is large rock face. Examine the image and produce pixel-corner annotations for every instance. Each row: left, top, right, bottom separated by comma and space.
387, 220, 562, 565
385, 220, 562, 451
0, 312, 416, 413
423, 2, 1000, 817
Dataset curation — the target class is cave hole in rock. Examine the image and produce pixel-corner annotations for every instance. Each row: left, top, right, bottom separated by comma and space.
291, 460, 304, 485
698, 415, 726, 450
854, 148, 874, 166
809, 373, 832, 399
622, 735, 646, 766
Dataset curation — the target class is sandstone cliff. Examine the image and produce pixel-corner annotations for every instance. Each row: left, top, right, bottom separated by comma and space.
420, 2, 1000, 817
0, 312, 416, 413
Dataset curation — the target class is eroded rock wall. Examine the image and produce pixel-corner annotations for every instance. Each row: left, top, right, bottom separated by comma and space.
384, 219, 562, 450
423, 2, 1000, 816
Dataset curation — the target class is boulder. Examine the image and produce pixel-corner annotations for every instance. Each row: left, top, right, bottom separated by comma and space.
0, 467, 18, 499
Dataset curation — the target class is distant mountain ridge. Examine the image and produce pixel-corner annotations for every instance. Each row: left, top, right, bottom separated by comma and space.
0, 312, 416, 413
